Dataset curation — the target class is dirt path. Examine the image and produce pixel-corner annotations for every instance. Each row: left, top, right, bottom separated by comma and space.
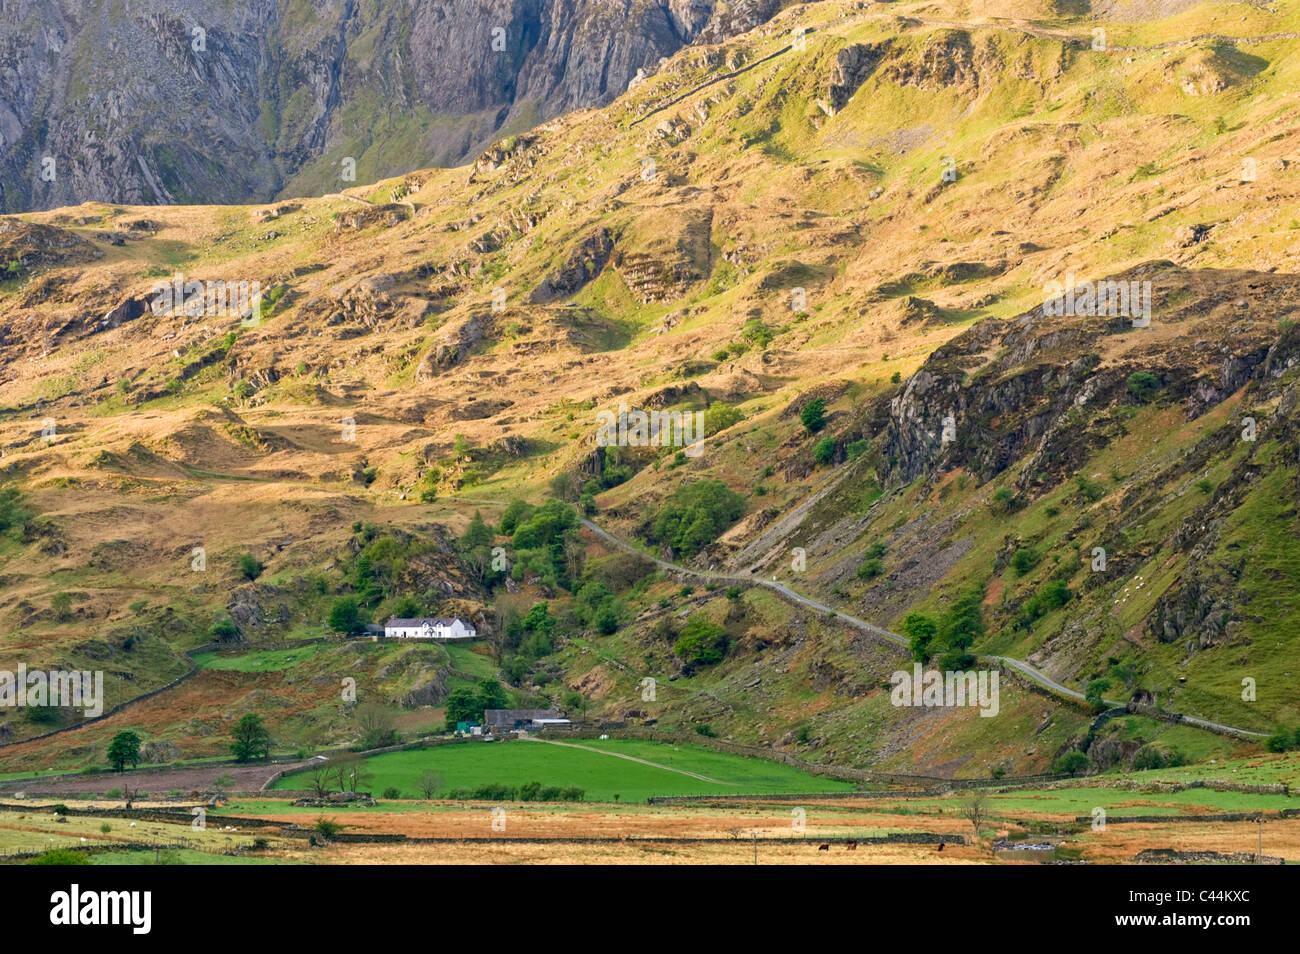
523, 737, 728, 785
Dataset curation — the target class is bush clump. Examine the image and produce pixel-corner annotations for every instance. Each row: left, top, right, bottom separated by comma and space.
650, 480, 745, 557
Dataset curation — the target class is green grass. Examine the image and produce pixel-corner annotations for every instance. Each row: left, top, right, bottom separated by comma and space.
272, 737, 857, 802
444, 643, 498, 679
1137, 751, 1300, 787
87, 849, 293, 865
193, 643, 330, 672
0, 767, 84, 781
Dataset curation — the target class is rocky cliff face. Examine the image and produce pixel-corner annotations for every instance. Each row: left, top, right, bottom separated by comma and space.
879, 263, 1297, 494
0, 0, 790, 212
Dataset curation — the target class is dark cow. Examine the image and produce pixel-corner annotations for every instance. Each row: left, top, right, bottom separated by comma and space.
817, 843, 830, 851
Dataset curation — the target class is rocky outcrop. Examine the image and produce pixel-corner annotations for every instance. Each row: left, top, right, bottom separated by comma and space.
615, 202, 713, 303
825, 42, 887, 112
879, 264, 1299, 491
92, 295, 152, 334
0, 218, 102, 269
334, 205, 411, 233
529, 228, 615, 303
378, 650, 450, 707
417, 312, 491, 373
225, 583, 291, 634
880, 29, 979, 90
139, 740, 182, 763
1149, 570, 1237, 647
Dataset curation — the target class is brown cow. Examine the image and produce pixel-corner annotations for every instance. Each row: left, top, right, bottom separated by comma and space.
817, 843, 830, 851
938, 842, 945, 852
846, 839, 857, 851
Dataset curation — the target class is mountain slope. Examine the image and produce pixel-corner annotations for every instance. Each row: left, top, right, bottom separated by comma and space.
2, 0, 1299, 776
0, 0, 788, 212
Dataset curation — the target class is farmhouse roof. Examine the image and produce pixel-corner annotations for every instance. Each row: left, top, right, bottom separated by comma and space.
384, 617, 471, 627
483, 709, 559, 726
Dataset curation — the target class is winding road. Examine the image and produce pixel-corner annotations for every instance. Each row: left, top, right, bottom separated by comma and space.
2, 483, 1260, 754
574, 516, 1265, 740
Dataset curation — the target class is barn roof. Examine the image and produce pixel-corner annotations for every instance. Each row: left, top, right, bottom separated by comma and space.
483, 709, 559, 724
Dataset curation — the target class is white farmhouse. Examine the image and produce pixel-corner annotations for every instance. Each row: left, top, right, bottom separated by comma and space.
383, 617, 477, 640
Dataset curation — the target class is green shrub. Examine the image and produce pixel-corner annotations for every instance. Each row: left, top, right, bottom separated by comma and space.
1015, 577, 1072, 629
674, 614, 729, 667
856, 557, 883, 580
650, 480, 745, 557
327, 596, 362, 634
1075, 475, 1106, 503
29, 849, 90, 866
0, 483, 30, 535
813, 437, 837, 465
209, 616, 240, 640
902, 612, 938, 662
1084, 678, 1110, 709
741, 317, 775, 349
1265, 728, 1299, 753
800, 398, 827, 433
990, 487, 1018, 514
313, 817, 343, 838
1052, 751, 1090, 776
238, 552, 263, 580
704, 402, 744, 434
1010, 548, 1039, 575
1127, 371, 1161, 403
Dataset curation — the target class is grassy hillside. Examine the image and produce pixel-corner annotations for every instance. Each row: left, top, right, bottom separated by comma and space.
3, 0, 1300, 779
